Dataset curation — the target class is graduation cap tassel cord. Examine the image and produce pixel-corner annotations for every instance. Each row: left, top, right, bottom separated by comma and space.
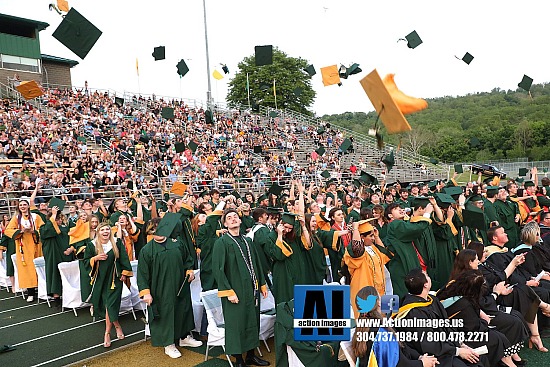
49, 3, 65, 17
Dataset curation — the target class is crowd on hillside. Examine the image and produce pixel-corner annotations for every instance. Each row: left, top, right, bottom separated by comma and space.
6, 87, 550, 366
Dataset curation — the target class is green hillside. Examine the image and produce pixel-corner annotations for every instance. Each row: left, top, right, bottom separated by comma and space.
320, 83, 550, 163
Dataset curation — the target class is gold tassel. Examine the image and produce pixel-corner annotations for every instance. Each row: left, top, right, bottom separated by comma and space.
396, 137, 402, 153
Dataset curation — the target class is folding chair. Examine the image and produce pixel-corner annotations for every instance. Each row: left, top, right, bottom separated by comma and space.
10, 254, 24, 298
190, 269, 204, 332
0, 253, 12, 292
258, 289, 276, 356
119, 282, 137, 320
33, 257, 50, 307
57, 261, 91, 316
287, 345, 306, 367
200, 289, 233, 367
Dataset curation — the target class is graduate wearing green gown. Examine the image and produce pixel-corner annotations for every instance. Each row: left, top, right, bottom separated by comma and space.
384, 203, 433, 299
197, 204, 225, 292
84, 222, 133, 347
69, 218, 95, 302
212, 209, 270, 366
39, 207, 71, 297
138, 215, 195, 349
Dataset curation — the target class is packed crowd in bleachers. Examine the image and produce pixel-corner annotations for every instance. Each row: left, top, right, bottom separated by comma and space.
4, 87, 550, 367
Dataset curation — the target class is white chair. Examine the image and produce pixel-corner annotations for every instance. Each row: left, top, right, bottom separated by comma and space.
258, 289, 276, 356
0, 252, 12, 292
33, 257, 50, 307
287, 345, 306, 367
190, 269, 203, 332
10, 253, 24, 297
129, 260, 146, 313
57, 260, 91, 316
119, 281, 137, 320
200, 289, 233, 367
339, 340, 356, 367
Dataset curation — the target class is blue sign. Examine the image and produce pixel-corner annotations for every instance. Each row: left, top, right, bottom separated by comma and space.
293, 285, 351, 341
380, 295, 400, 315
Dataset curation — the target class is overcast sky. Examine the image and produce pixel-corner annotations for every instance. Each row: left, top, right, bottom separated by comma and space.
2, 0, 549, 116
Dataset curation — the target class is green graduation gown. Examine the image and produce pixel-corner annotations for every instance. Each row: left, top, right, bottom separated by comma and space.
39, 218, 71, 295
197, 210, 223, 291
250, 224, 274, 288
385, 217, 432, 298
137, 237, 195, 347
302, 229, 338, 285
240, 214, 255, 233
74, 238, 93, 301
178, 205, 198, 270
84, 239, 133, 321
212, 233, 267, 355
431, 217, 459, 291
494, 199, 520, 248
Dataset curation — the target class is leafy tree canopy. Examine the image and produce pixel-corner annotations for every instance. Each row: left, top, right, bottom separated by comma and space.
227, 47, 316, 115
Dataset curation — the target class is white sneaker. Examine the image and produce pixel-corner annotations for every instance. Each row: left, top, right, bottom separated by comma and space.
164, 344, 181, 358
26, 296, 34, 303
179, 335, 203, 347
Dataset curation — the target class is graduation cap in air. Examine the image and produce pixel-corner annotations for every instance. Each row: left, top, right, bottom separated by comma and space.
170, 182, 188, 197
255, 45, 273, 66
400, 30, 423, 49
339, 138, 352, 153
16, 81, 44, 100
518, 74, 533, 92
176, 59, 189, 77
429, 158, 439, 165
320, 170, 331, 179
454, 164, 464, 174
152, 46, 165, 61
174, 142, 186, 153
435, 193, 456, 207
269, 111, 279, 118
515, 177, 525, 184
320, 65, 341, 87
470, 137, 481, 147
139, 135, 150, 144
221, 64, 229, 74
382, 150, 395, 172
187, 140, 199, 153
458, 52, 474, 65
444, 186, 463, 199
293, 87, 303, 97
52, 8, 102, 59
205, 110, 214, 124
155, 212, 180, 237
359, 69, 427, 135
317, 127, 326, 135
315, 146, 326, 156
259, 83, 270, 91
360, 171, 378, 185
304, 64, 316, 77
486, 186, 501, 196
114, 97, 124, 107
253, 146, 262, 154
48, 197, 66, 211
427, 180, 438, 190
161, 107, 174, 119
519, 168, 528, 177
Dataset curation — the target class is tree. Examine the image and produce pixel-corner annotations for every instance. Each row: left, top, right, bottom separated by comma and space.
226, 48, 316, 115
404, 127, 433, 156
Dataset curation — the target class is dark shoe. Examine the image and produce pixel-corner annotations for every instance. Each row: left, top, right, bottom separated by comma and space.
513, 359, 527, 366
235, 363, 248, 367
245, 355, 270, 366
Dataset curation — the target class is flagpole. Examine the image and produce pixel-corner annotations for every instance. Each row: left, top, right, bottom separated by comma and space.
273, 78, 277, 110
246, 73, 251, 108
202, 0, 212, 109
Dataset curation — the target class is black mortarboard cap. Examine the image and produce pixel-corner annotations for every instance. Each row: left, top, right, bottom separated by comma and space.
257, 193, 268, 203
515, 177, 525, 184
176, 59, 189, 77
518, 74, 533, 92
444, 186, 463, 198
412, 196, 431, 208
382, 150, 395, 172
463, 205, 486, 231
454, 164, 463, 174
320, 170, 331, 179
259, 83, 270, 91
315, 146, 326, 156
267, 207, 283, 215
293, 87, 303, 97
199, 189, 210, 198
52, 8, 102, 60
187, 140, 198, 153
435, 193, 456, 206
139, 135, 149, 144
404, 30, 423, 49
339, 138, 352, 153
222, 64, 229, 74
114, 97, 124, 107
429, 158, 439, 165
317, 127, 326, 135
470, 137, 481, 147
361, 171, 378, 185
346, 63, 362, 76
152, 46, 165, 61
281, 212, 298, 225
253, 146, 262, 154
524, 180, 536, 188
48, 197, 66, 211
156, 212, 180, 237
519, 168, 528, 177
255, 45, 273, 66
161, 107, 174, 119
268, 183, 283, 197
269, 111, 279, 118
428, 180, 438, 190
175, 142, 185, 153
353, 179, 364, 188
231, 190, 241, 200
461, 52, 474, 65
304, 64, 316, 77
486, 186, 501, 196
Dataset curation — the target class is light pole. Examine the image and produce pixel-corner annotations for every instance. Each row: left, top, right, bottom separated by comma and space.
202, 0, 212, 109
